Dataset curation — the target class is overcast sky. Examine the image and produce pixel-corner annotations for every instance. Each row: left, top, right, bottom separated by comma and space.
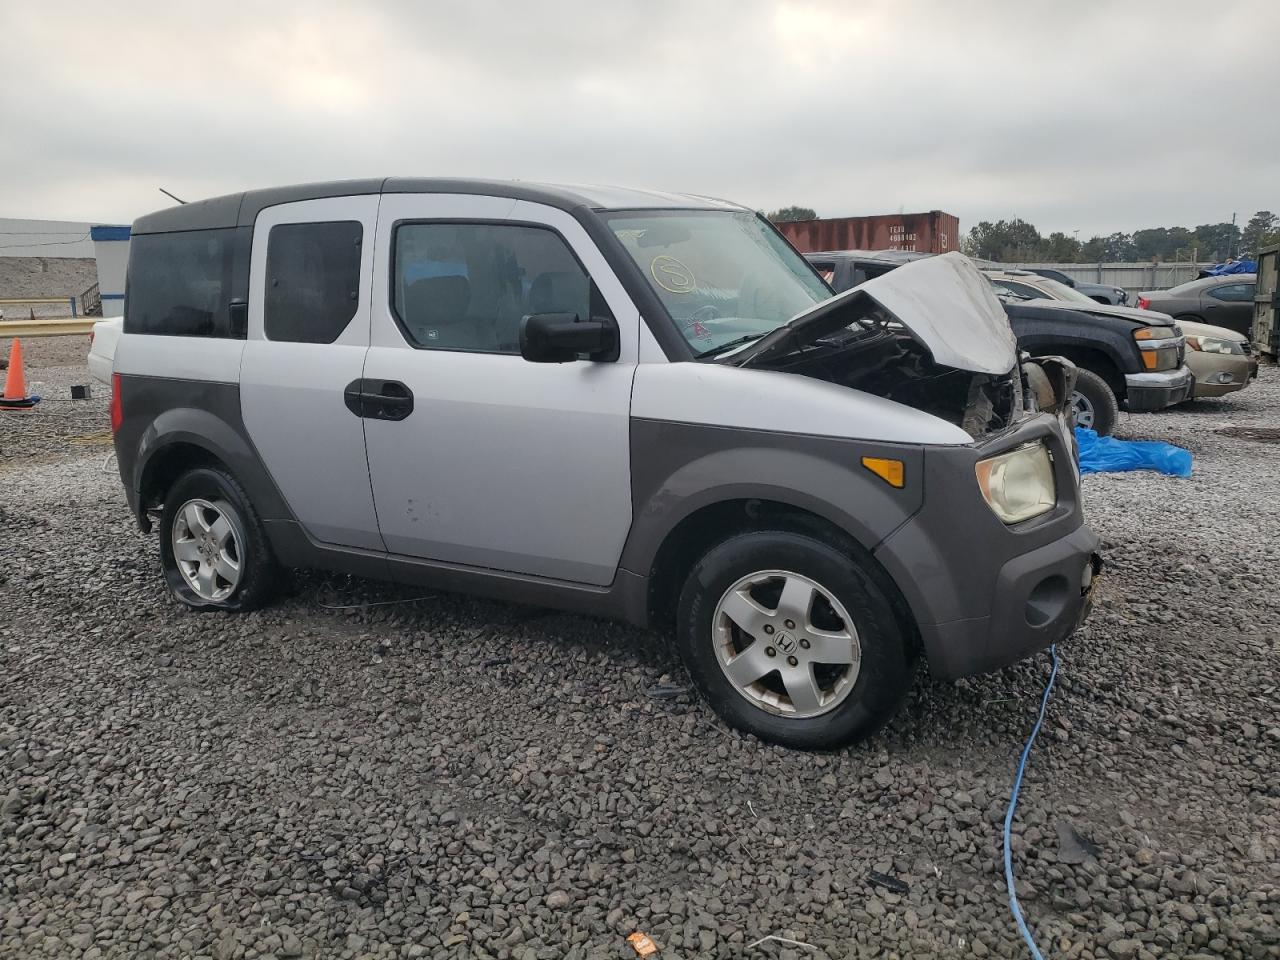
2, 1, 1277, 238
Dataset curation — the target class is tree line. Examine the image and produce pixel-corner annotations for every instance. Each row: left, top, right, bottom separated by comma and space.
961, 211, 1278, 264
766, 207, 1279, 264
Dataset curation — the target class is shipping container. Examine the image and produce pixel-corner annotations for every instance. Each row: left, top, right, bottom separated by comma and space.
774, 211, 960, 255
1252, 243, 1279, 358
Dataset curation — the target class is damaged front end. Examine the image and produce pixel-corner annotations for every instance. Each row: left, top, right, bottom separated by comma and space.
729, 252, 1073, 439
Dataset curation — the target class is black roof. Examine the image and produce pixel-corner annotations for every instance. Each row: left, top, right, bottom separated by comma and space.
131, 178, 740, 235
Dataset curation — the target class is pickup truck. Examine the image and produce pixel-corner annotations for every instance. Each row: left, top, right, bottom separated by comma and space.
807, 252, 1191, 435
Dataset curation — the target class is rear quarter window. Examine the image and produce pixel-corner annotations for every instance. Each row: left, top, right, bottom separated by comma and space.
264, 221, 363, 344
125, 229, 240, 337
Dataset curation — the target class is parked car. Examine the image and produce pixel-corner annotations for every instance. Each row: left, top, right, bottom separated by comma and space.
111, 179, 1100, 750
985, 272, 1193, 432
1176, 318, 1258, 398
808, 254, 1192, 436
1136, 275, 1258, 338
1027, 267, 1127, 305
87, 316, 122, 384
1000, 299, 1188, 434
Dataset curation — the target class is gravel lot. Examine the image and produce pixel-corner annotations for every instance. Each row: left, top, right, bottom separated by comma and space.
2, 336, 1277, 960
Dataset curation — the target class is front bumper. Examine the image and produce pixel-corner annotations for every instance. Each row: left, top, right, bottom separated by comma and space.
872, 414, 1101, 680
919, 527, 1101, 678
1125, 366, 1194, 411
1187, 352, 1254, 398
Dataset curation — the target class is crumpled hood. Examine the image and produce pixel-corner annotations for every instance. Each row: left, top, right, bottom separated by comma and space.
733, 251, 1018, 375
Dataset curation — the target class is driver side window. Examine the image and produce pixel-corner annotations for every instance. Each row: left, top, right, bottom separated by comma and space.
391, 222, 593, 353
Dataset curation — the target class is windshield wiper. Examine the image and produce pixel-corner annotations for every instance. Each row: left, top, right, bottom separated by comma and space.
695, 333, 766, 359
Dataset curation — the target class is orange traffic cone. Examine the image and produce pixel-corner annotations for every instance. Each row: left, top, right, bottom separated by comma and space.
0, 338, 38, 411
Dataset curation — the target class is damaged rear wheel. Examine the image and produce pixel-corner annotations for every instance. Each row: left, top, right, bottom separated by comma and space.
676, 531, 912, 749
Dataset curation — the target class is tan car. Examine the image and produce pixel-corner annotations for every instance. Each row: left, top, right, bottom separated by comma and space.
1176, 318, 1257, 398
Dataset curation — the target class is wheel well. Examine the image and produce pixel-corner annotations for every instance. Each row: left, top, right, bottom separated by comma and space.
645, 499, 920, 649
1051, 347, 1124, 398
138, 443, 227, 529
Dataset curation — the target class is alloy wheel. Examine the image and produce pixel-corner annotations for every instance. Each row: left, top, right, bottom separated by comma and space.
711, 569, 861, 718
1070, 390, 1095, 430
171, 498, 243, 602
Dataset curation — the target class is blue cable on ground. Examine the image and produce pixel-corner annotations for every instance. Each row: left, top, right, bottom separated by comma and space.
1002, 642, 1060, 960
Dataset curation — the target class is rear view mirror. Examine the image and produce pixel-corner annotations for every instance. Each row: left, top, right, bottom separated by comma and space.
519, 313, 619, 363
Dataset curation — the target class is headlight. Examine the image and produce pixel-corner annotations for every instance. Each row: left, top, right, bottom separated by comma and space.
975, 441, 1057, 524
1133, 326, 1180, 370
1185, 335, 1243, 355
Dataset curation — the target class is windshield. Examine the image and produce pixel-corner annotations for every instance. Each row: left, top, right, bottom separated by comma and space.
1034, 277, 1098, 304
605, 210, 831, 355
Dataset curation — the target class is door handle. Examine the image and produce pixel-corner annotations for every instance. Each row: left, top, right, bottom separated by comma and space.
344, 379, 414, 421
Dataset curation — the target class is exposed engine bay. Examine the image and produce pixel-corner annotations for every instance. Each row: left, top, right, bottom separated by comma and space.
724, 252, 1076, 440
745, 319, 1028, 439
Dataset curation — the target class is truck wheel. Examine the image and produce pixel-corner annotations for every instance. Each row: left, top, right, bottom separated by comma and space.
159, 466, 277, 611
1070, 368, 1119, 436
675, 531, 913, 749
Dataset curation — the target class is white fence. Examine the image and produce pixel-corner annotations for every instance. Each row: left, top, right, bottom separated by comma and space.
1003, 261, 1213, 297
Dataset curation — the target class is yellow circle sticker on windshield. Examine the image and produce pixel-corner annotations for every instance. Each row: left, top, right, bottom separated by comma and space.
650, 255, 696, 294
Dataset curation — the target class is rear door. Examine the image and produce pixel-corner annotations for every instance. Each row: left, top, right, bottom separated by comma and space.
239, 196, 383, 549
360, 193, 639, 585
1203, 281, 1255, 336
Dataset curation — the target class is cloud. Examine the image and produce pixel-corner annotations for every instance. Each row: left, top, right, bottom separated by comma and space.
1, 0, 1276, 237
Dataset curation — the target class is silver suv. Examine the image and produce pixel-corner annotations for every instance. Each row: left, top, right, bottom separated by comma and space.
110, 179, 1099, 749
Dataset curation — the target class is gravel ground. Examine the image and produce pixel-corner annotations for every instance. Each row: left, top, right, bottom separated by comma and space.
1, 337, 1277, 960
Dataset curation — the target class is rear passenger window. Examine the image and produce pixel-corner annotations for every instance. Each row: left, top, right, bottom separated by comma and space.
392, 222, 591, 353
265, 221, 362, 343
125, 229, 237, 337
1207, 283, 1254, 302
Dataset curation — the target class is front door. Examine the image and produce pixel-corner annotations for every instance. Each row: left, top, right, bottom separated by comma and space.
1203, 281, 1256, 336
361, 194, 638, 586
240, 195, 383, 549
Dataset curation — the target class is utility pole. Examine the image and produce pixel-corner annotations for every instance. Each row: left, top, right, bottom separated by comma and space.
1229, 212, 1237, 260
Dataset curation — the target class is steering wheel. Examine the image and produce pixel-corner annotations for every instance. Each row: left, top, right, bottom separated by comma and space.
686, 304, 721, 325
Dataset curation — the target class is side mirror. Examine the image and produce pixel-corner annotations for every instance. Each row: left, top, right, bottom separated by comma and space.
519, 313, 619, 363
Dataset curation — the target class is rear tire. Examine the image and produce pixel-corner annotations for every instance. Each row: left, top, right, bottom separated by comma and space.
675, 531, 913, 749
1070, 368, 1119, 436
159, 466, 276, 611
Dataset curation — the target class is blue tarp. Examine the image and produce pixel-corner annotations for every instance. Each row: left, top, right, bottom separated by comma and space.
1075, 427, 1192, 477
1202, 260, 1257, 276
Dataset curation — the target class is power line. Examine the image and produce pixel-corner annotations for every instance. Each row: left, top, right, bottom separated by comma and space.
0, 233, 92, 251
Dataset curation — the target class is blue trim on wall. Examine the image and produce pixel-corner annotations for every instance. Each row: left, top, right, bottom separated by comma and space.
90, 225, 131, 241
100, 293, 125, 300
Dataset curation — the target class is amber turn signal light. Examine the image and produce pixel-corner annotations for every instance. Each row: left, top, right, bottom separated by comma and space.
862, 456, 905, 488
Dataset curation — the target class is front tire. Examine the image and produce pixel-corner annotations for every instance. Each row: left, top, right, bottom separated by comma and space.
159, 466, 276, 611
1070, 367, 1120, 436
675, 531, 913, 749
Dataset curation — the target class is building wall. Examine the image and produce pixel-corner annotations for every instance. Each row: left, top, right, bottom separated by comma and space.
0, 257, 98, 318
775, 211, 960, 255
91, 227, 130, 317
0, 218, 95, 258
1009, 261, 1214, 296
